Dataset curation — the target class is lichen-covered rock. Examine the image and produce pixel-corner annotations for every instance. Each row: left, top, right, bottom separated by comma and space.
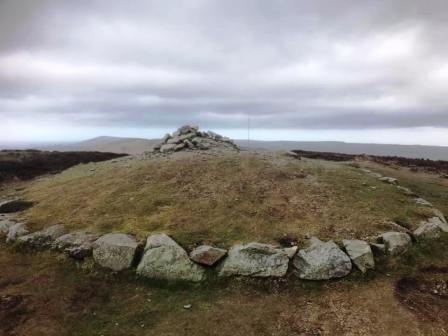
342, 240, 374, 273
189, 245, 227, 266
17, 225, 67, 248
292, 238, 352, 280
378, 232, 412, 256
218, 243, 289, 278
53, 231, 99, 259
137, 234, 205, 282
414, 221, 443, 241
93, 233, 138, 271
6, 222, 29, 243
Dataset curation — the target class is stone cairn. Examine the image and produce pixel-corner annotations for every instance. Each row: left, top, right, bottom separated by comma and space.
151, 125, 238, 154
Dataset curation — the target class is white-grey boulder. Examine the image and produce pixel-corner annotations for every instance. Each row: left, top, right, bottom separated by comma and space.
427, 216, 448, 233
292, 238, 352, 280
189, 245, 227, 266
413, 221, 443, 241
6, 222, 29, 243
378, 232, 412, 256
17, 224, 67, 248
137, 234, 205, 282
93, 233, 138, 271
284, 246, 298, 259
342, 240, 374, 273
218, 243, 289, 278
53, 231, 99, 259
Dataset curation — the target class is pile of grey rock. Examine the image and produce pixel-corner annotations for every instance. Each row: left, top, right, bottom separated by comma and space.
151, 125, 238, 154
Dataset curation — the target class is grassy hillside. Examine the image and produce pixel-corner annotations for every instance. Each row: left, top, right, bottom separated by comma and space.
14, 151, 431, 248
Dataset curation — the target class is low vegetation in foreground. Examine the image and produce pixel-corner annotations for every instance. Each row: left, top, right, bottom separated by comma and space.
8, 151, 434, 248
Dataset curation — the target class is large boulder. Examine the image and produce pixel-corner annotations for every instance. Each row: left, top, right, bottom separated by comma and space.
342, 240, 374, 273
292, 238, 352, 280
414, 221, 443, 241
52, 231, 99, 259
378, 232, 412, 256
6, 223, 29, 243
17, 225, 67, 248
92, 233, 138, 271
137, 233, 205, 282
218, 243, 289, 278
189, 245, 227, 266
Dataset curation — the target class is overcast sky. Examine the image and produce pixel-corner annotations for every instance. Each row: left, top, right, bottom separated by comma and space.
1, 0, 448, 145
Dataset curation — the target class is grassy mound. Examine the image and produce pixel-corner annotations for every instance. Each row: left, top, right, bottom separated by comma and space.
16, 152, 430, 248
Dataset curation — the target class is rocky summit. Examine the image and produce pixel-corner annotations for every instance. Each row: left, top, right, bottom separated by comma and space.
151, 125, 238, 154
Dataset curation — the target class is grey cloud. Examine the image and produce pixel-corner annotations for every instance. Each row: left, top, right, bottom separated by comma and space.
1, 0, 448, 136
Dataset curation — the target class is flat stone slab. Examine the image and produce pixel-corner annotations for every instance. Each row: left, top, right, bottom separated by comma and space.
378, 232, 412, 256
293, 237, 352, 280
342, 239, 374, 273
218, 242, 289, 278
137, 234, 205, 282
93, 233, 138, 271
189, 245, 227, 266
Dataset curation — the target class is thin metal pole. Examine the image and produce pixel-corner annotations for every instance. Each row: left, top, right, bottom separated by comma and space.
247, 110, 250, 147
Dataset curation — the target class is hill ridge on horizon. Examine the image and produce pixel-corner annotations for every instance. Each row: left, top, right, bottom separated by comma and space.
42, 136, 448, 161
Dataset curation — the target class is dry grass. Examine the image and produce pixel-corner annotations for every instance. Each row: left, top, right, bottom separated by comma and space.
15, 151, 426, 248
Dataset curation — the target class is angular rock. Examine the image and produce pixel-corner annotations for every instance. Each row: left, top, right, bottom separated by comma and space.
428, 216, 448, 233
292, 238, 352, 280
93, 233, 138, 271
284, 246, 298, 259
414, 221, 443, 241
17, 224, 67, 248
137, 234, 205, 282
218, 243, 289, 278
189, 245, 227, 266
378, 232, 412, 256
53, 231, 99, 259
6, 223, 29, 243
342, 240, 374, 273
0, 199, 33, 213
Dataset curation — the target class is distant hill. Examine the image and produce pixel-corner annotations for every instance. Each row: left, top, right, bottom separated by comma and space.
39, 136, 448, 160
46, 136, 159, 155
236, 140, 448, 161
